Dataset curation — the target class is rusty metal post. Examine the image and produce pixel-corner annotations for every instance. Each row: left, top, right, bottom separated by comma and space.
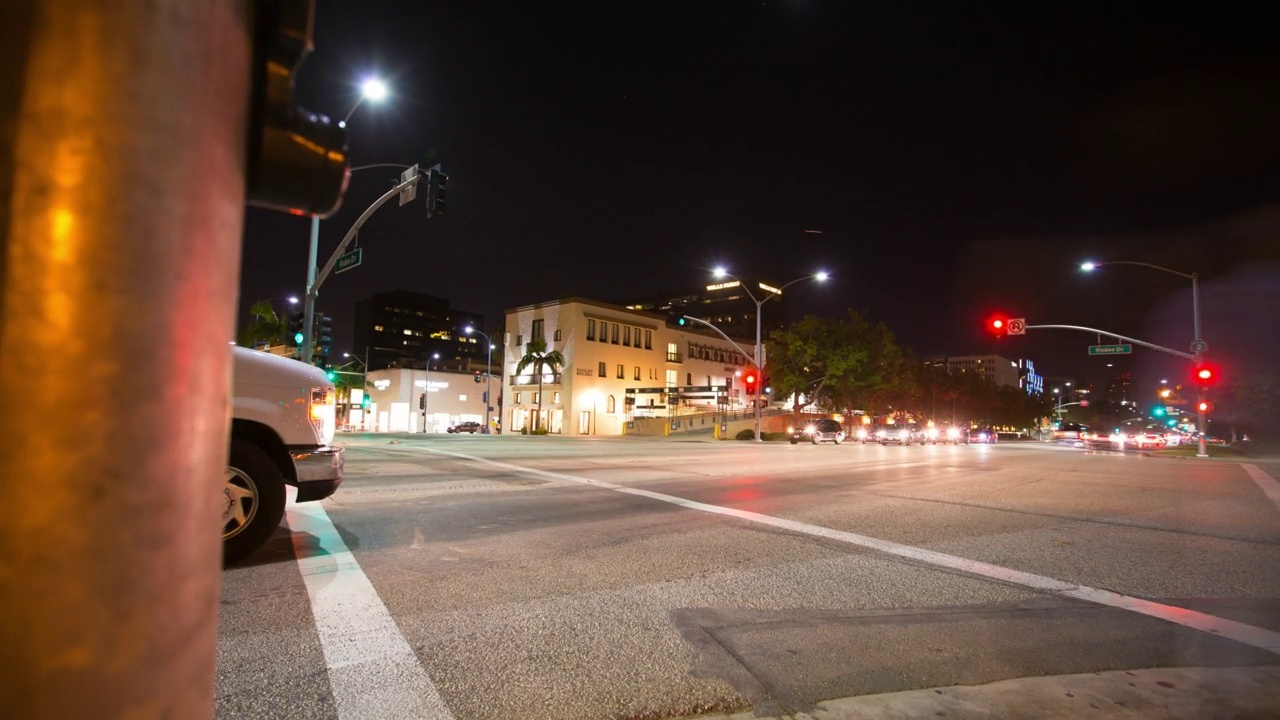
0, 1, 250, 716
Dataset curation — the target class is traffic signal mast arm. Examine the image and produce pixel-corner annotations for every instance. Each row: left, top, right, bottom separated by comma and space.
308, 172, 421, 301
1021, 324, 1195, 361
671, 314, 756, 365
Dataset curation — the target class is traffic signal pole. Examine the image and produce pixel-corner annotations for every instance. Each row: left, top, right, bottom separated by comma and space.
302, 173, 421, 364
1, 2, 250, 714
1192, 272, 1208, 458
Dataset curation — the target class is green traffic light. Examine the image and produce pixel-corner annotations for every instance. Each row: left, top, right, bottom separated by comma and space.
1153, 407, 1165, 416
326, 371, 336, 381
294, 332, 304, 344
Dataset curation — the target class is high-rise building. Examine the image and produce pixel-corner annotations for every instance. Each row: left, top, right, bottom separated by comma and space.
933, 355, 1023, 389
618, 278, 789, 341
352, 290, 487, 372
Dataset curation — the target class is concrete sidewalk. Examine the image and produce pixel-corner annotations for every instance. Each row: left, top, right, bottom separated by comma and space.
690, 666, 1280, 719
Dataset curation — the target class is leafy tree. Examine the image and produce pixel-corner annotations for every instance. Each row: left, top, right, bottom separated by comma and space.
515, 336, 565, 431
237, 299, 287, 348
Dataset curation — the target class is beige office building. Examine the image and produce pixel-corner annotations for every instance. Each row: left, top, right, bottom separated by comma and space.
502, 298, 754, 435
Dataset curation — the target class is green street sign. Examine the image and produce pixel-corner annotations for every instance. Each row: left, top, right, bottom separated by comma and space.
1088, 344, 1132, 355
335, 248, 363, 274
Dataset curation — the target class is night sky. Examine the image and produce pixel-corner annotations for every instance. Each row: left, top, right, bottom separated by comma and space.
239, 1, 1280, 391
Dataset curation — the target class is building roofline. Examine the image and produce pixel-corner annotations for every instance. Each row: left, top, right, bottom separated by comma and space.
504, 296, 747, 347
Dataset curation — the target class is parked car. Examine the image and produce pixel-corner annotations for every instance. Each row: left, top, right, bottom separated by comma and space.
790, 418, 847, 445
880, 423, 927, 445
968, 427, 998, 444
448, 421, 483, 434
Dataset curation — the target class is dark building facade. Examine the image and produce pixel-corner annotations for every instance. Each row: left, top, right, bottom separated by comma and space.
353, 290, 487, 372
619, 278, 789, 341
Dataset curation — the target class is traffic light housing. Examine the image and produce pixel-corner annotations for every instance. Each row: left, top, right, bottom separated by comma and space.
315, 313, 333, 366
362, 394, 372, 409
419, 393, 425, 410
743, 371, 758, 394
666, 311, 688, 327
1192, 363, 1218, 387
426, 164, 448, 218
473, 370, 482, 384
285, 309, 305, 347
325, 369, 336, 382
986, 315, 1007, 337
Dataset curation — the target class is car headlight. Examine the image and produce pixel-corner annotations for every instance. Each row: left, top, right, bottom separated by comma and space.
805, 425, 816, 434
857, 429, 867, 439
926, 428, 938, 438
787, 426, 794, 434
900, 429, 911, 438
947, 428, 959, 438
310, 387, 336, 446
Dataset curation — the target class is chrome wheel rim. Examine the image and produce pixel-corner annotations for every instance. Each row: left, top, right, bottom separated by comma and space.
222, 466, 259, 540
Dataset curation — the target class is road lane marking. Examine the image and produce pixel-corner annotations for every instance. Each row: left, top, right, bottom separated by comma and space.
1242, 464, 1280, 512
425, 447, 1280, 656
286, 500, 455, 720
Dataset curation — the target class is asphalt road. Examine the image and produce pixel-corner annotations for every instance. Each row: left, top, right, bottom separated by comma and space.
215, 435, 1280, 720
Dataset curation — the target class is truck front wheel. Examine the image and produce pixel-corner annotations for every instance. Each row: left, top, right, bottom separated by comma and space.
223, 437, 287, 566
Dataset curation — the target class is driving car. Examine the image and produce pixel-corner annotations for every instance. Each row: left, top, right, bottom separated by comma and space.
855, 425, 881, 444
880, 423, 927, 445
968, 427, 998, 444
789, 418, 846, 445
447, 421, 483, 434
927, 424, 969, 444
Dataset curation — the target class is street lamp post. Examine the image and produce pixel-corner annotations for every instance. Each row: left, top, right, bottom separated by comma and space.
711, 267, 828, 442
422, 352, 439, 433
301, 77, 389, 366
1082, 260, 1207, 458
464, 326, 495, 434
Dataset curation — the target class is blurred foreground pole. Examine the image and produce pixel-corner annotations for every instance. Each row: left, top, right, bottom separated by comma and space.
0, 1, 249, 716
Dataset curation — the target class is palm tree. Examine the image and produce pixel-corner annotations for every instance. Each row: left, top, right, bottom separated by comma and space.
514, 336, 565, 431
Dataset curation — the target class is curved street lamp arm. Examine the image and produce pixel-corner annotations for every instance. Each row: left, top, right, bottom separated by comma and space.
1094, 260, 1193, 280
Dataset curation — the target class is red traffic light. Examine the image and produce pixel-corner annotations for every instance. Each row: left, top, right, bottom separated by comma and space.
1197, 400, 1214, 413
1192, 363, 1218, 387
743, 373, 757, 385
992, 319, 1004, 330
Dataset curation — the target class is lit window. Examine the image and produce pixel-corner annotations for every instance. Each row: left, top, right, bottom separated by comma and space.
553, 392, 560, 403
403, 329, 412, 335
515, 392, 522, 403
374, 325, 385, 332
459, 394, 467, 402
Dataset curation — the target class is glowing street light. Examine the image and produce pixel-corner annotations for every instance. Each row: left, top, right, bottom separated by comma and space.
712, 267, 829, 441
302, 75, 392, 365
464, 325, 495, 434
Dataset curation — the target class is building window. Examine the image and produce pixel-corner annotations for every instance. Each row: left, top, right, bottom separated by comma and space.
516, 334, 523, 346
665, 369, 677, 387
607, 395, 616, 413
553, 392, 560, 403
686, 372, 692, 386
459, 394, 467, 402
634, 327, 642, 347
645, 330, 652, 350
554, 329, 562, 342
634, 366, 641, 381
617, 364, 624, 379
598, 361, 606, 377
515, 392, 522, 404
531, 319, 544, 342
611, 323, 619, 344
599, 322, 608, 342
533, 392, 540, 404
623, 326, 631, 346
587, 319, 596, 341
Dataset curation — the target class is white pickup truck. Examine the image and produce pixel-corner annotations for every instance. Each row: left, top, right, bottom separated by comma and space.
222, 347, 344, 564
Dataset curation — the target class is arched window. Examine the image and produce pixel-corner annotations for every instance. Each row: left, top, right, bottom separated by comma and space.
607, 395, 616, 413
